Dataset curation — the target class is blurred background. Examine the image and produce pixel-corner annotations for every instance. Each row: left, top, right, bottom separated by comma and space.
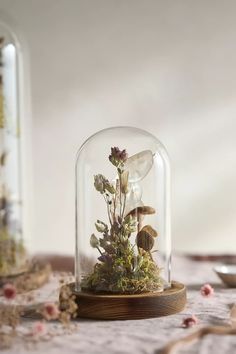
0, 0, 235, 256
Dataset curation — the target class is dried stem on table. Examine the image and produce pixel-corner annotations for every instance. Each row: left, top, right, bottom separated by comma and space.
157, 326, 236, 354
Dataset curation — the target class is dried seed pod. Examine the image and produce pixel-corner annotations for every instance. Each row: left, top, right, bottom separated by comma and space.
90, 234, 99, 248
141, 225, 158, 238
136, 230, 154, 251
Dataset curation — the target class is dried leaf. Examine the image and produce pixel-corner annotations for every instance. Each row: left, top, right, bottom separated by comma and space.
90, 234, 99, 248
95, 220, 108, 233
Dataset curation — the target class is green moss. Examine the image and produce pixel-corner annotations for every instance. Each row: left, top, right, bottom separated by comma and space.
81, 239, 163, 294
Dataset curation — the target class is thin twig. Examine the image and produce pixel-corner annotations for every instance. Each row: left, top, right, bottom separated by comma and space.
96, 246, 103, 256
113, 179, 119, 221
103, 194, 112, 226
119, 173, 122, 218
157, 326, 236, 354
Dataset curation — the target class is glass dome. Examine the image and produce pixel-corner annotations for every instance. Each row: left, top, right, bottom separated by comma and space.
0, 21, 26, 276
75, 127, 171, 295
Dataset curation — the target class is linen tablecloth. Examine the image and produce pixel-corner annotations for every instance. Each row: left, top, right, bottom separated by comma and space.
1, 256, 236, 354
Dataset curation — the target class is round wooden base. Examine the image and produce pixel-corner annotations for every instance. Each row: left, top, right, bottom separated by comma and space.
0, 262, 51, 294
60, 281, 186, 320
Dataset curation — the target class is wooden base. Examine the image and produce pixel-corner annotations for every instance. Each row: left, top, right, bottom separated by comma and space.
60, 281, 186, 320
0, 262, 51, 294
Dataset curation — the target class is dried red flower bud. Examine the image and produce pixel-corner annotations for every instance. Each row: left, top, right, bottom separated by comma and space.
42, 302, 60, 320
200, 283, 214, 297
3, 283, 17, 300
109, 147, 128, 167
182, 315, 198, 328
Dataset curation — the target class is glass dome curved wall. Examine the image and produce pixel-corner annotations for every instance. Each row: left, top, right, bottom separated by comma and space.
75, 127, 171, 294
0, 21, 26, 276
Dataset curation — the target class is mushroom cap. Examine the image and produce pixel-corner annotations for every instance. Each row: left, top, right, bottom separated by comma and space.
142, 225, 158, 238
136, 230, 154, 251
126, 206, 155, 217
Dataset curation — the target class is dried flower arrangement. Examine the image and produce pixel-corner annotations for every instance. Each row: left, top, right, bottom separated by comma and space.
80, 147, 163, 294
0, 190, 27, 277
0, 37, 27, 277
0, 277, 78, 350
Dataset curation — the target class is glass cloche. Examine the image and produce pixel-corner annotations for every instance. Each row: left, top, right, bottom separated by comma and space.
0, 21, 27, 277
71, 126, 186, 319
75, 127, 171, 295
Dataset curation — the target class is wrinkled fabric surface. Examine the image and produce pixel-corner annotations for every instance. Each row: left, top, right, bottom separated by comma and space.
1, 256, 236, 354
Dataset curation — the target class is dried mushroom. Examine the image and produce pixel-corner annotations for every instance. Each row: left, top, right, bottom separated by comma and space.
136, 231, 154, 251
126, 206, 155, 231
126, 206, 155, 217
136, 225, 157, 252
141, 225, 158, 238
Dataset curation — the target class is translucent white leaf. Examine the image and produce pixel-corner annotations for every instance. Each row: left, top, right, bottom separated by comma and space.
125, 182, 143, 215
125, 150, 153, 182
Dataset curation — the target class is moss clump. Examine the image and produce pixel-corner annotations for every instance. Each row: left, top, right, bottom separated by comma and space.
81, 246, 162, 294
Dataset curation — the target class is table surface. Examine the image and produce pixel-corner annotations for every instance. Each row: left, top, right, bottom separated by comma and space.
1, 256, 236, 354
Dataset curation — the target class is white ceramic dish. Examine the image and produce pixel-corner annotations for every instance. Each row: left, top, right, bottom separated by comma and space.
214, 265, 236, 287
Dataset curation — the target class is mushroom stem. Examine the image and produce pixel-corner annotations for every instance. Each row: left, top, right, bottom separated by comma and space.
137, 214, 142, 255
137, 214, 142, 232
149, 251, 154, 261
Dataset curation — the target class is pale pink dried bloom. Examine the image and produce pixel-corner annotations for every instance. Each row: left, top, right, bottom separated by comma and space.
200, 283, 214, 297
3, 283, 17, 300
182, 315, 198, 328
31, 321, 46, 337
42, 302, 60, 320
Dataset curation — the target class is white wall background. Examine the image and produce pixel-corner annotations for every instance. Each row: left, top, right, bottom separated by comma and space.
0, 0, 235, 255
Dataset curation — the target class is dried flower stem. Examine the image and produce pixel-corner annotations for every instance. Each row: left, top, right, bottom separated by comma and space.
118, 171, 127, 221
107, 202, 112, 226
158, 326, 236, 354
103, 194, 112, 226
121, 193, 126, 219
119, 173, 122, 218
96, 246, 103, 256
113, 179, 119, 222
